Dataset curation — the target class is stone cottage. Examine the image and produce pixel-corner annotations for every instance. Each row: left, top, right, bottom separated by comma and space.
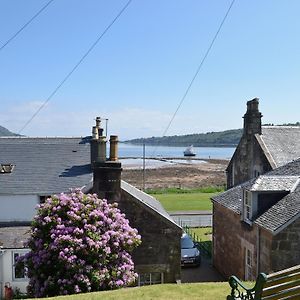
0, 119, 182, 297
226, 98, 300, 189
212, 159, 300, 280
87, 118, 182, 285
213, 99, 300, 280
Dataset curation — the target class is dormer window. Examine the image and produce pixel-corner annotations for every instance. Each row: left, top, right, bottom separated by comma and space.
0, 163, 15, 173
243, 189, 252, 224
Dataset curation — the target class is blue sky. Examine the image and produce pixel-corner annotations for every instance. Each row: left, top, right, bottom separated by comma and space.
0, 0, 299, 140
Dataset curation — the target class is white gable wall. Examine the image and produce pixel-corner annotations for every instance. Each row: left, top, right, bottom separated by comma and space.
0, 195, 38, 222
0, 249, 29, 298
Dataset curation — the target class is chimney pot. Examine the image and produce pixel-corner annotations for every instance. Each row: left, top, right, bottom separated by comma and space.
109, 135, 119, 161
96, 136, 107, 162
247, 98, 259, 112
91, 118, 107, 164
96, 117, 101, 128
92, 126, 99, 139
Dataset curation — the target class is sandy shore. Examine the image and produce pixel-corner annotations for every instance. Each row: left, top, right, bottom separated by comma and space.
121, 158, 229, 190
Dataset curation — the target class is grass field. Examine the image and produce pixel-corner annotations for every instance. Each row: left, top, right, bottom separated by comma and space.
189, 227, 212, 242
151, 192, 216, 211
38, 282, 230, 300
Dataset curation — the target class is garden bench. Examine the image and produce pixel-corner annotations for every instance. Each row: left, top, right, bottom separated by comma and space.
227, 264, 300, 300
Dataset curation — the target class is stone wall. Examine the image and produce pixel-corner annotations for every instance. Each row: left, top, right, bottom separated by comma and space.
227, 135, 272, 189
226, 99, 273, 189
271, 217, 300, 272
213, 202, 258, 280
120, 189, 182, 283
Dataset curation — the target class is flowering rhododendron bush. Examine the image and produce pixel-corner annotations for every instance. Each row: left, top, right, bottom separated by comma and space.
20, 189, 141, 297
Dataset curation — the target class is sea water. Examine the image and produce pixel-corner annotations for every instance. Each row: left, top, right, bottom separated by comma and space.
118, 143, 235, 159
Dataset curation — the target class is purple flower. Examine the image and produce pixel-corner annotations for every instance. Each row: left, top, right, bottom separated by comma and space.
19, 189, 141, 298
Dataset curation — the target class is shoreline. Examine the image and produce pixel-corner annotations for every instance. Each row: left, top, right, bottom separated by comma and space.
120, 157, 229, 170
122, 159, 229, 190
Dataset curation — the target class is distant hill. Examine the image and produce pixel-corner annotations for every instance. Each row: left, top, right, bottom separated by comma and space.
125, 129, 243, 147
0, 125, 20, 136
125, 122, 300, 147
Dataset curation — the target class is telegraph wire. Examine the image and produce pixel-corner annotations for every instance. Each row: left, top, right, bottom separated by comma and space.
161, 0, 236, 138
0, 0, 55, 52
148, 0, 235, 159
18, 0, 132, 134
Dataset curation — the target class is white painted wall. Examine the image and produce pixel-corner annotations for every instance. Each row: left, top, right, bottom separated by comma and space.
0, 195, 38, 222
0, 249, 29, 298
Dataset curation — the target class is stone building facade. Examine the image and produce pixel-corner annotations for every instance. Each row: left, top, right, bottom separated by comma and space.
213, 99, 300, 280
213, 158, 300, 280
121, 182, 181, 284
226, 98, 300, 189
89, 118, 182, 285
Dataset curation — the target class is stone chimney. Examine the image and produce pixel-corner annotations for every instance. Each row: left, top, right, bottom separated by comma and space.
91, 117, 122, 203
243, 98, 262, 136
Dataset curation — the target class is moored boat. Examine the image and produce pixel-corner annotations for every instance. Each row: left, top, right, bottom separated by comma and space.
183, 145, 196, 157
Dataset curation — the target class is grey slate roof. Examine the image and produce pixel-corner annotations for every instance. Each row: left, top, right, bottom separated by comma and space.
212, 158, 300, 234
250, 176, 300, 192
255, 191, 300, 233
0, 137, 178, 236
0, 226, 30, 248
121, 181, 181, 229
212, 184, 244, 214
0, 137, 92, 195
259, 126, 300, 168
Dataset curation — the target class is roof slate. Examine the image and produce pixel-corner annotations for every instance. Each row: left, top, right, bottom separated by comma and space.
255, 191, 300, 233
121, 181, 181, 229
0, 137, 92, 195
250, 176, 300, 192
213, 158, 300, 234
0, 137, 178, 243
0, 226, 30, 248
260, 126, 300, 167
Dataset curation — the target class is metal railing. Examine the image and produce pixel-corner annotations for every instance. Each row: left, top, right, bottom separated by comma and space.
182, 224, 212, 258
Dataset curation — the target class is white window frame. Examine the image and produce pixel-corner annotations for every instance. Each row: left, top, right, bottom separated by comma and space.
138, 272, 164, 286
243, 190, 252, 223
12, 250, 29, 281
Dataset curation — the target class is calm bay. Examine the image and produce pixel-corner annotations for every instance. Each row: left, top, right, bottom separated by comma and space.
118, 143, 235, 160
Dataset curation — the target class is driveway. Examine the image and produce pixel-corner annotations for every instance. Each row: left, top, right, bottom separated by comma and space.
181, 255, 225, 283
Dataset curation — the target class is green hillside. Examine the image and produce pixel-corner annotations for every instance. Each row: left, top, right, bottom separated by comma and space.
0, 125, 20, 136
125, 122, 300, 147
125, 129, 243, 147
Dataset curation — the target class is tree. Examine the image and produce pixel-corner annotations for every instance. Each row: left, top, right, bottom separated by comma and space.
19, 189, 141, 297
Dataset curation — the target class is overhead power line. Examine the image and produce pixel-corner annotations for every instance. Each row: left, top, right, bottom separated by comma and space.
0, 0, 55, 52
18, 0, 132, 134
161, 0, 236, 138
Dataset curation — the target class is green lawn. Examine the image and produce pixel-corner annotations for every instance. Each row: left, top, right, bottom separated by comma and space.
38, 282, 230, 300
189, 227, 212, 242
151, 192, 217, 211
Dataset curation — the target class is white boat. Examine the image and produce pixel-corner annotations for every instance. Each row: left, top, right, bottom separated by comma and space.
183, 145, 196, 157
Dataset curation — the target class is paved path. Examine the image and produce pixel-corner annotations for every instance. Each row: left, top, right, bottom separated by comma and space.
181, 256, 225, 283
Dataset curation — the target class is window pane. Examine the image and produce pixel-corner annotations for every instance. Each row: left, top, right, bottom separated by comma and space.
14, 253, 25, 279
139, 274, 151, 286
13, 252, 27, 279
151, 273, 162, 284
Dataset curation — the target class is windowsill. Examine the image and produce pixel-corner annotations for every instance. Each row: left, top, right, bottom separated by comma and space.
12, 278, 29, 282
242, 219, 253, 226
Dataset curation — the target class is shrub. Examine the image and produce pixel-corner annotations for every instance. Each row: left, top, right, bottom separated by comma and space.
19, 189, 141, 297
